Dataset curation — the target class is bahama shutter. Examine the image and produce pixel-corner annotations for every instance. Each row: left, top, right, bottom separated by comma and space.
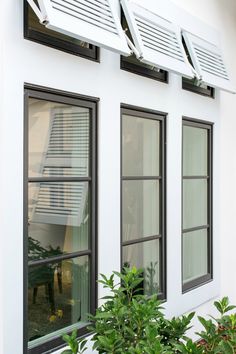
32, 108, 89, 227
120, 0, 194, 78
183, 31, 235, 93
27, 0, 131, 55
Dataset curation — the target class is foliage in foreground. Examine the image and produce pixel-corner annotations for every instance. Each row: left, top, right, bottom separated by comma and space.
62, 268, 236, 353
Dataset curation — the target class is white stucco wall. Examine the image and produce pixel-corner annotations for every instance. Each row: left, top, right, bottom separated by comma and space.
174, 0, 236, 315
0, 1, 235, 353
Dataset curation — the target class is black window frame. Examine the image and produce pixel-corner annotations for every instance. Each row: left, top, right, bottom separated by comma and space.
121, 104, 167, 301
120, 11, 168, 83
182, 78, 215, 98
24, 84, 98, 354
24, 1, 99, 61
182, 117, 213, 293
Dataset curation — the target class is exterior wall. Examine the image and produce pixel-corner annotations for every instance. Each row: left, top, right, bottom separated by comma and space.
173, 0, 236, 329
0, 0, 235, 353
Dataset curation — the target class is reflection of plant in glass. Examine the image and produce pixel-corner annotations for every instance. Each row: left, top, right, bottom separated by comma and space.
123, 261, 159, 296
145, 261, 159, 295
29, 259, 89, 342
28, 236, 63, 261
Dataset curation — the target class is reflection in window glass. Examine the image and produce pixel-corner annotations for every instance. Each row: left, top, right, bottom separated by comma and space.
122, 109, 165, 298
26, 92, 96, 352
123, 240, 160, 295
122, 180, 160, 241
28, 182, 90, 259
29, 99, 90, 178
28, 256, 89, 347
183, 230, 208, 284
183, 126, 208, 176
183, 179, 207, 229
182, 120, 212, 291
122, 115, 160, 176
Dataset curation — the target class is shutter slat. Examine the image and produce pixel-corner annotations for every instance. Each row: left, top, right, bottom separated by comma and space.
120, 0, 193, 78
31, 0, 130, 55
183, 31, 235, 93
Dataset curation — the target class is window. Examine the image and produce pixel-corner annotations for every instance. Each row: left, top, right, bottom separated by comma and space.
182, 77, 214, 97
120, 12, 168, 82
182, 39, 214, 97
121, 106, 166, 299
24, 86, 97, 353
24, 1, 99, 60
25, 0, 130, 58
182, 31, 235, 93
120, 0, 193, 78
182, 119, 212, 292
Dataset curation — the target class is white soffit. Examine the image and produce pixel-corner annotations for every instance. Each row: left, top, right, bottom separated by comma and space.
183, 32, 235, 93
28, 0, 131, 55
120, 0, 193, 78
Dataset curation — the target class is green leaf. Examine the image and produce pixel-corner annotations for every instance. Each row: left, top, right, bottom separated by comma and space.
61, 350, 73, 354
219, 340, 235, 354
62, 334, 71, 342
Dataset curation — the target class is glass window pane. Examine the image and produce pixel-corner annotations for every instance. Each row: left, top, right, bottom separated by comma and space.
183, 125, 208, 176
183, 179, 208, 229
183, 229, 208, 284
123, 240, 160, 295
28, 98, 90, 178
28, 256, 89, 347
28, 182, 89, 259
122, 180, 160, 241
122, 115, 160, 176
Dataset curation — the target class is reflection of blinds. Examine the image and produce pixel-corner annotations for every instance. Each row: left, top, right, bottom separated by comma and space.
33, 182, 88, 226
32, 109, 89, 226
43, 111, 89, 177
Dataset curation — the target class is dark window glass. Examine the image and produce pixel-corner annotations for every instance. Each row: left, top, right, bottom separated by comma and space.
28, 256, 90, 343
24, 1, 98, 60
182, 78, 215, 97
121, 107, 166, 299
182, 119, 213, 292
25, 88, 97, 353
120, 13, 167, 82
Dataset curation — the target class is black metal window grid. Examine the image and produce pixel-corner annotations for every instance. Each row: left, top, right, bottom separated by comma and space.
24, 85, 97, 354
182, 118, 213, 293
121, 105, 166, 300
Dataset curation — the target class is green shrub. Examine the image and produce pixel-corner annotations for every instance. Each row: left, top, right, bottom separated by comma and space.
62, 269, 236, 354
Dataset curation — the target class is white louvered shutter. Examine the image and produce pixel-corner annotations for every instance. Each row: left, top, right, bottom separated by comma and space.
183, 32, 235, 93
28, 0, 131, 55
32, 108, 89, 227
121, 0, 193, 78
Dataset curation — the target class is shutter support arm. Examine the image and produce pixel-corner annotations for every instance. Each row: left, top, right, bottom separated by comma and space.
27, 0, 47, 24
124, 32, 143, 60
124, 32, 161, 72
188, 62, 202, 82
